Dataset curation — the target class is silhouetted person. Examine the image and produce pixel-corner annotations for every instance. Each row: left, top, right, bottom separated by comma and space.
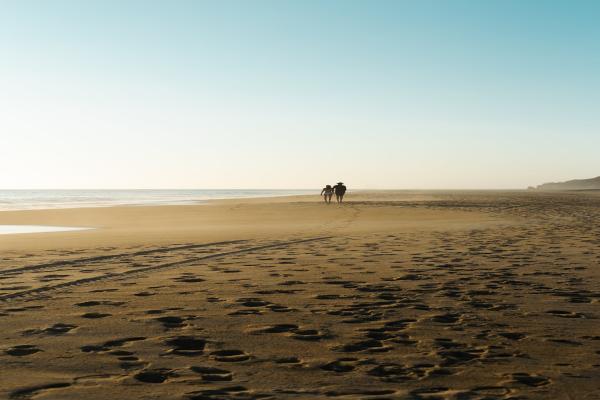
321, 184, 334, 204
333, 182, 347, 203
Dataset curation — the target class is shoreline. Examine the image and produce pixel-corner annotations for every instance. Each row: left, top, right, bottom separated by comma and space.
0, 191, 505, 253
0, 189, 318, 213
6, 187, 590, 214
0, 188, 554, 214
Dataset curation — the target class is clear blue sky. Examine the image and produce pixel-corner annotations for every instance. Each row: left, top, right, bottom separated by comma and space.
1, 0, 599, 189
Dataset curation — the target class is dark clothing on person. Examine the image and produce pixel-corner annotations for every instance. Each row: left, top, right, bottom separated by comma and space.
333, 183, 347, 203
333, 184, 346, 195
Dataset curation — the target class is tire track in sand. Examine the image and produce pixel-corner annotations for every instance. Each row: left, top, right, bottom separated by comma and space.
0, 236, 331, 303
0, 240, 247, 277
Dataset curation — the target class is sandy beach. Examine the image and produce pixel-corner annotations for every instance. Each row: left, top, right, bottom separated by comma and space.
1, 191, 599, 399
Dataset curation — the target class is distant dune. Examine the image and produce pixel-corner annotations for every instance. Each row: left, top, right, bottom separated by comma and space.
533, 176, 600, 190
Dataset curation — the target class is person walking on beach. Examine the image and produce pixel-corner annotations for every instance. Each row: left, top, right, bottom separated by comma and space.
321, 184, 334, 204
333, 182, 347, 204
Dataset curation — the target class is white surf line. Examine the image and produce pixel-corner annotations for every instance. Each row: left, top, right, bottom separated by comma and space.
0, 240, 248, 277
0, 236, 331, 302
0, 225, 92, 235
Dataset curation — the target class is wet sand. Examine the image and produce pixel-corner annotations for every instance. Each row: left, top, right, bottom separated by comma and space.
1, 191, 599, 399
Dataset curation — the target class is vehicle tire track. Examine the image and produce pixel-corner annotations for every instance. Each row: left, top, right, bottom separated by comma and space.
0, 236, 331, 303
0, 240, 247, 277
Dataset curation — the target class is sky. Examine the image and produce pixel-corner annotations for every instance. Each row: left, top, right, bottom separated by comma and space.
1, 0, 599, 189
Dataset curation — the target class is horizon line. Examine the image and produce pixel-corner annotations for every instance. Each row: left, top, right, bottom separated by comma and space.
0, 187, 532, 191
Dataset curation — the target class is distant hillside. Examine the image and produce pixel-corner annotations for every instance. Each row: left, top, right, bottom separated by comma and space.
533, 176, 600, 191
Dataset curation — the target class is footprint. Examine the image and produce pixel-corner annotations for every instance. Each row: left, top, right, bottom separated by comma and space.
465, 386, 512, 398
237, 298, 270, 307
341, 386, 400, 396
134, 291, 156, 297
338, 339, 391, 353
409, 386, 453, 399
104, 337, 146, 347
430, 313, 461, 324
275, 357, 301, 364
546, 338, 582, 346
6, 345, 41, 356
80, 312, 111, 319
321, 358, 358, 373
211, 349, 250, 362
266, 304, 293, 312
437, 349, 482, 366
253, 324, 299, 334
134, 369, 173, 383
546, 310, 586, 319
23, 323, 77, 336
187, 386, 253, 400
174, 274, 206, 283
10, 382, 71, 399
165, 336, 206, 356
315, 294, 344, 300
279, 280, 306, 286
155, 316, 187, 329
434, 338, 462, 349
290, 329, 326, 341
368, 363, 415, 382
228, 309, 263, 316
383, 319, 416, 330
507, 372, 551, 387
120, 359, 148, 370
89, 288, 119, 293
75, 300, 124, 307
362, 328, 394, 340
191, 366, 233, 381
498, 332, 527, 341
81, 337, 146, 353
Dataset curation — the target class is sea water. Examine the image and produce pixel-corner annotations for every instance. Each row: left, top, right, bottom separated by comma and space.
0, 225, 92, 235
0, 189, 314, 212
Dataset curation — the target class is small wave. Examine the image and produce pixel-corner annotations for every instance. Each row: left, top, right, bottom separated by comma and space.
0, 189, 314, 211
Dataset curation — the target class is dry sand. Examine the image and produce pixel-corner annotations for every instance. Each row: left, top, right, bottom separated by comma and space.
0, 191, 599, 399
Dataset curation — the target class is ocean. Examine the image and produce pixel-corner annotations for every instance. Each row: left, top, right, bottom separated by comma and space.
0, 189, 315, 212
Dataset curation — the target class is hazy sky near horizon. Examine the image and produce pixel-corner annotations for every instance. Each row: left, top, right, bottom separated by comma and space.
2, 1, 599, 189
